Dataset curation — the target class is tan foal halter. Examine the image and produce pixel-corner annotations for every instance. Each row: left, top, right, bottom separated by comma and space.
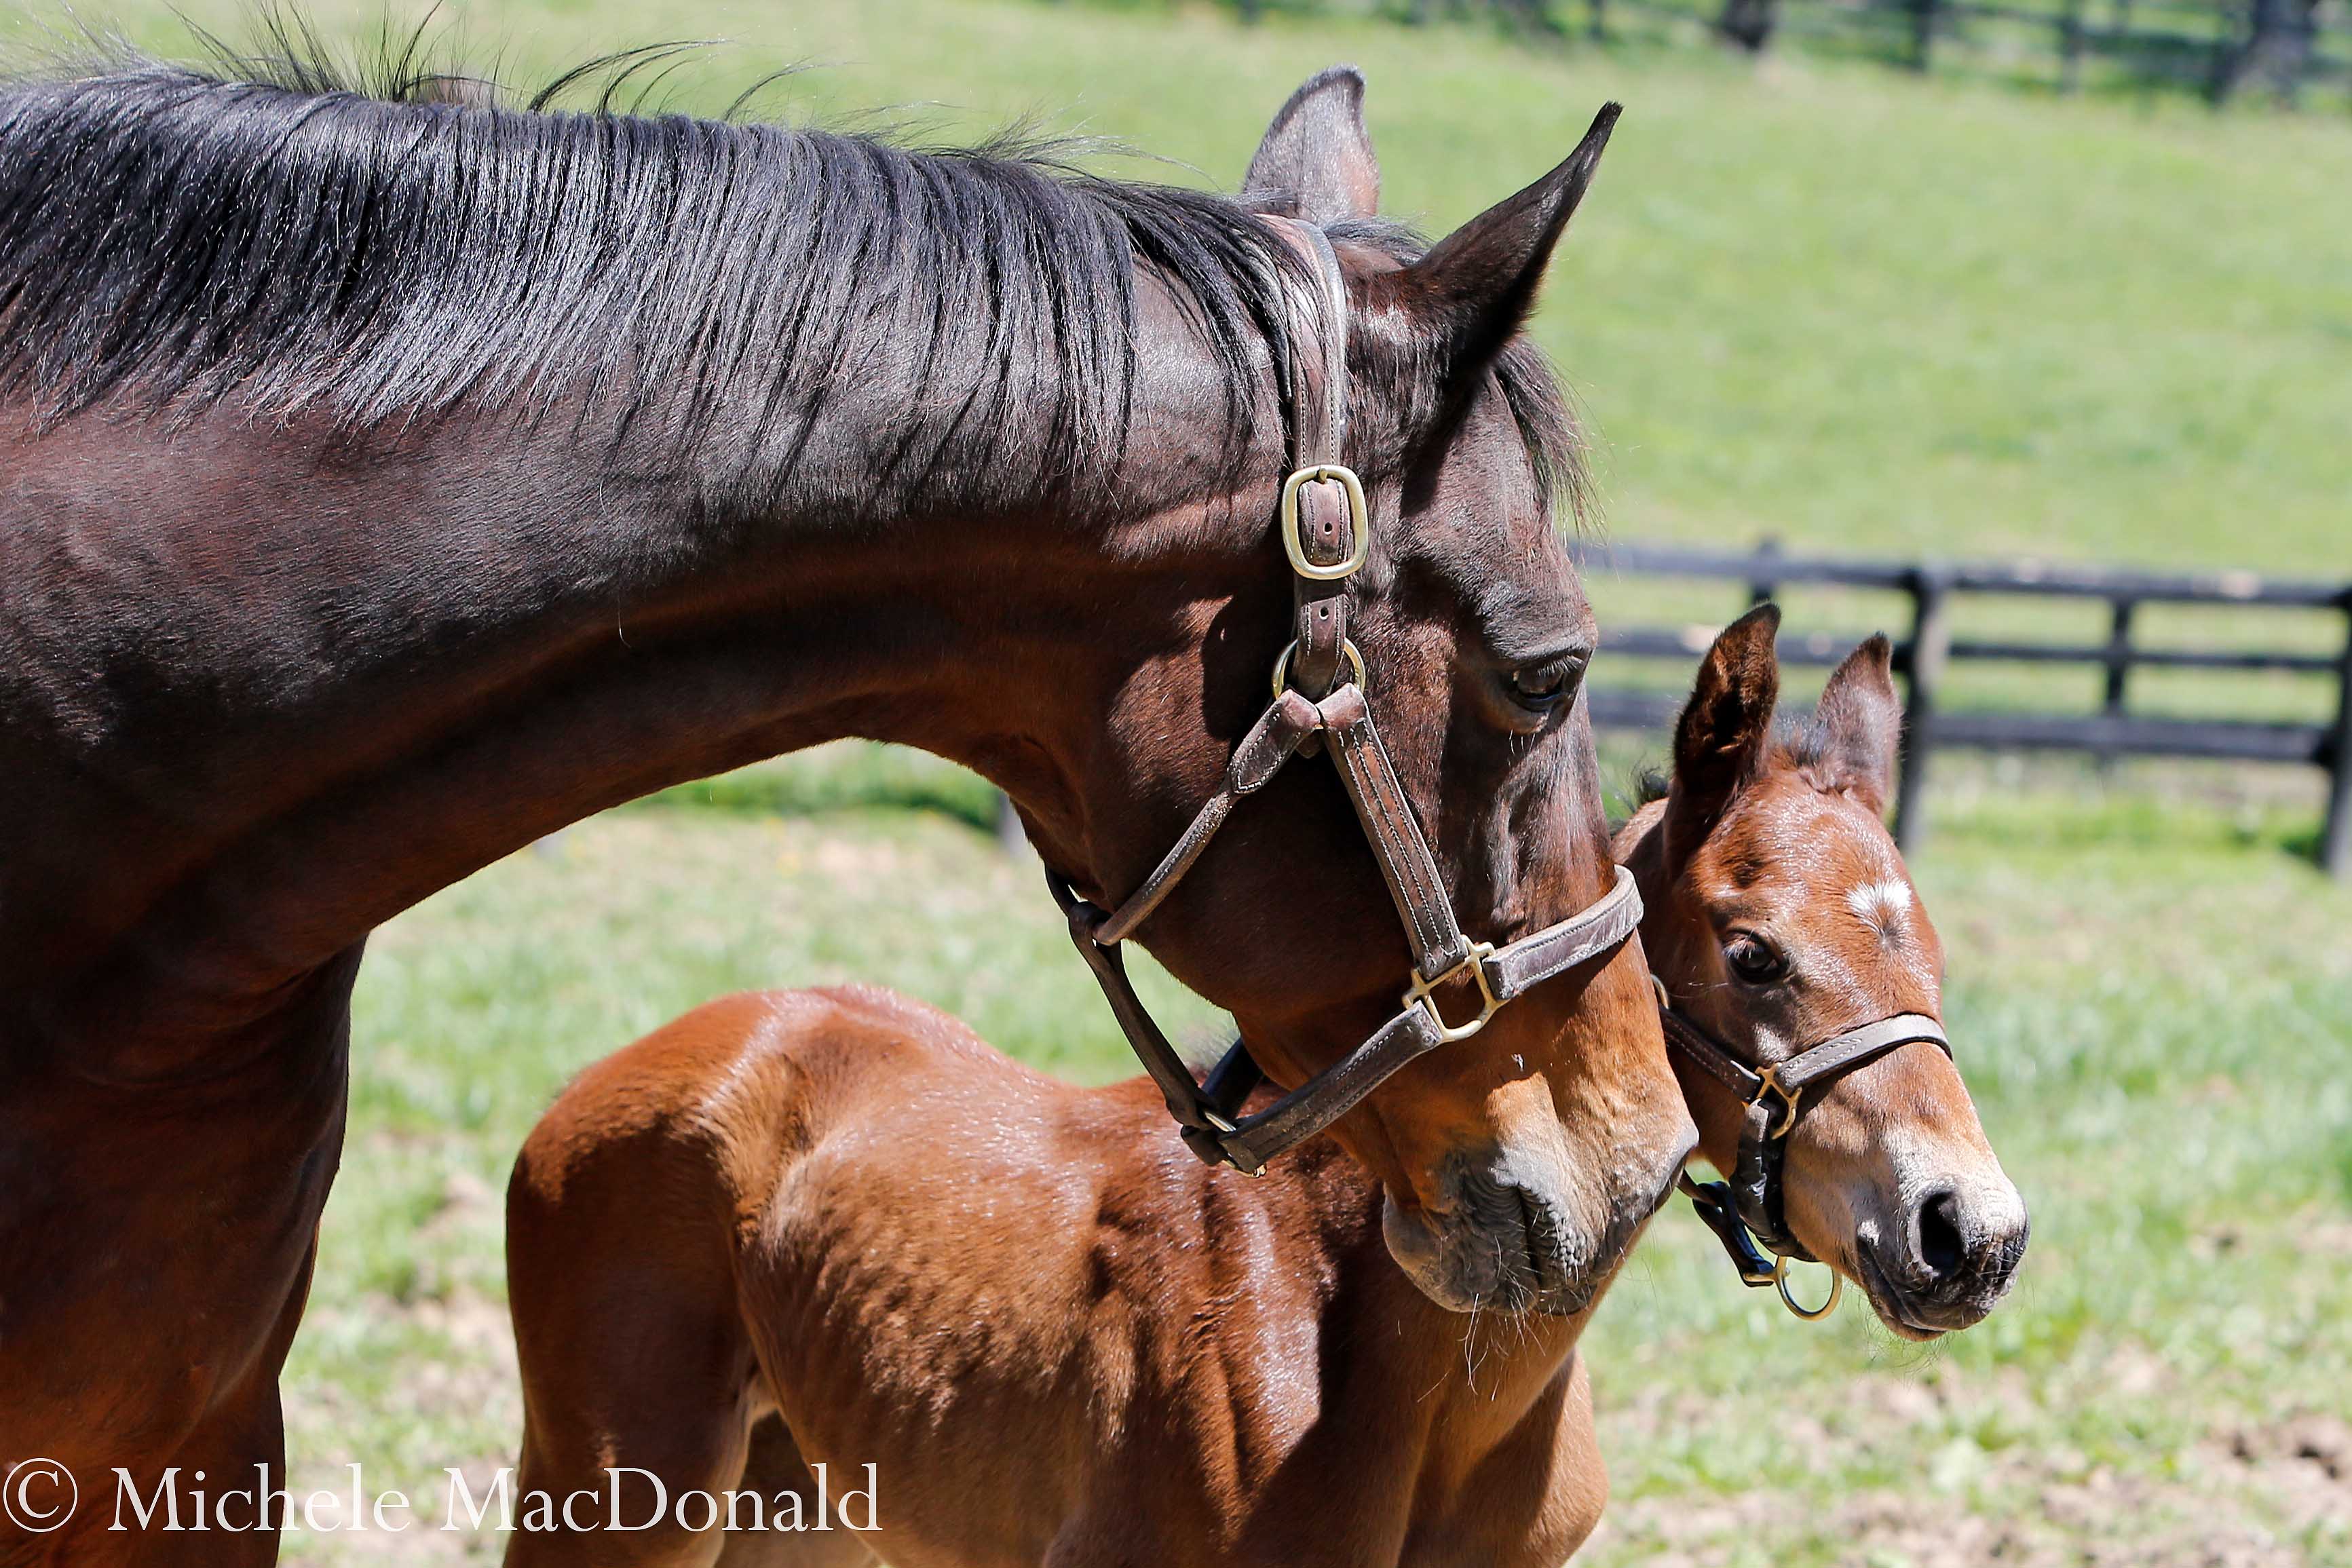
1047, 223, 1642, 1177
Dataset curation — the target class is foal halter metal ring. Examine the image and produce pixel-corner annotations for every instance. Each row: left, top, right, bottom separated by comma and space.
1775, 1255, 1842, 1320
1751, 1063, 1802, 1140
1042, 221, 1642, 1178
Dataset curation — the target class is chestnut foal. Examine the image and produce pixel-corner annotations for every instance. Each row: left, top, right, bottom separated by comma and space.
501, 609, 2024, 1567
1614, 606, 2027, 1337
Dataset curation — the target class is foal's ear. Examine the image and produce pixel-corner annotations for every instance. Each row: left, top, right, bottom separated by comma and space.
1377, 102, 1618, 383
1810, 634, 1903, 814
1243, 66, 1380, 223
1667, 604, 1780, 854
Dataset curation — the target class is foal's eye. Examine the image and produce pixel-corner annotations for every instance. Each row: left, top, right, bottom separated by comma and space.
1507, 655, 1587, 713
1724, 932, 1789, 985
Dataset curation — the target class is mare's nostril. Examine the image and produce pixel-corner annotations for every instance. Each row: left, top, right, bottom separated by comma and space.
1915, 1189, 1965, 1280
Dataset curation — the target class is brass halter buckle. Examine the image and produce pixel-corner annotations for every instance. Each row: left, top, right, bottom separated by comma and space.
1401, 940, 1502, 1044
1749, 1063, 1803, 1139
1279, 464, 1370, 580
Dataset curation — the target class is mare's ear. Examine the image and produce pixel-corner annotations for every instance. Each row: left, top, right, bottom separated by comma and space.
1369, 102, 1618, 388
1665, 604, 1781, 860
1243, 66, 1380, 223
1810, 634, 1903, 814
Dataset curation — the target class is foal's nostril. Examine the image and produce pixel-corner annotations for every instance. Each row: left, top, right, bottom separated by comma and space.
1915, 1190, 1966, 1280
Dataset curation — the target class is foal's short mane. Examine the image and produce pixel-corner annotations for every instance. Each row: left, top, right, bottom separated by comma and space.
1626, 716, 1848, 811
0, 43, 1584, 522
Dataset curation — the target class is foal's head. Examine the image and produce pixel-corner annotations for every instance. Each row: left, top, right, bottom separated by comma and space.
1617, 608, 2028, 1337
1050, 73, 1691, 1315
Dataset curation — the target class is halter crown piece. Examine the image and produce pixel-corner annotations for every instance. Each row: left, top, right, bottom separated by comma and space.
1046, 222, 1643, 1177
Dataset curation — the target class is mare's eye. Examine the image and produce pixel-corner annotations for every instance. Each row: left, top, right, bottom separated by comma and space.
1724, 932, 1788, 985
1507, 655, 1587, 713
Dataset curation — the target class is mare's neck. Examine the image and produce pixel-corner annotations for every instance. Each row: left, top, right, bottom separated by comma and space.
0, 298, 1278, 1067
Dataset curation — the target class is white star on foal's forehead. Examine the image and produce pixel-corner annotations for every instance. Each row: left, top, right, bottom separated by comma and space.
1845, 878, 1914, 936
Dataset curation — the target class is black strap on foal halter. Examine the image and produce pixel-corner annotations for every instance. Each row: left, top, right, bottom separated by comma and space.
1655, 978, 1949, 1318
1045, 223, 1642, 1178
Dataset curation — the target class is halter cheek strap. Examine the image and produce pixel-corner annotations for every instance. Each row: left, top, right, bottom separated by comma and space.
1043, 222, 1643, 1177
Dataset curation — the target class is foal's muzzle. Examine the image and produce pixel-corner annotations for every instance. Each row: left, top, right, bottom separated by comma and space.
1859, 1183, 2030, 1337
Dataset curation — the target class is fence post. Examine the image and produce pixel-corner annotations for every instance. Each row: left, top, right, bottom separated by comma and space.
1894, 569, 1949, 853
2059, 0, 2088, 91
2099, 597, 2136, 769
2323, 602, 2352, 879
1909, 0, 1939, 71
1719, 0, 1778, 49
1747, 535, 1782, 609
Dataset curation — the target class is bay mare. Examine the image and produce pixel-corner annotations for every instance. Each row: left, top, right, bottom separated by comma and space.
499, 612, 2026, 1567
0, 50, 1697, 1565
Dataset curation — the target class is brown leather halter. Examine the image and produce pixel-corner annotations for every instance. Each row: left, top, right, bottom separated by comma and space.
1046, 224, 1642, 1178
1656, 978, 1950, 1316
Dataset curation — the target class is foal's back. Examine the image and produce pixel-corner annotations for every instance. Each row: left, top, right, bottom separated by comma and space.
508, 987, 1580, 1568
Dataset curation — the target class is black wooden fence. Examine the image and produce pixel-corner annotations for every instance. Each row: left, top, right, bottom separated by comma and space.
1227, 0, 2352, 104
1595, 0, 2352, 100
1569, 541, 2352, 876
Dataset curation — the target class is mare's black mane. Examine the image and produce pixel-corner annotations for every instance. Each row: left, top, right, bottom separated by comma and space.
0, 40, 1583, 519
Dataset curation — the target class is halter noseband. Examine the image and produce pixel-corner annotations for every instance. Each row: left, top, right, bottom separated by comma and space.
1045, 223, 1642, 1178
1656, 976, 1950, 1317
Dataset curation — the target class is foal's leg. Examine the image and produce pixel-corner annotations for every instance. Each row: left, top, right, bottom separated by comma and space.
706, 1417, 881, 1568
502, 1125, 763, 1568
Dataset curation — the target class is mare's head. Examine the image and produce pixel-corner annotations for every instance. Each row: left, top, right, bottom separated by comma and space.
1615, 608, 2028, 1336
1044, 71, 1691, 1316
0, 50, 1685, 1313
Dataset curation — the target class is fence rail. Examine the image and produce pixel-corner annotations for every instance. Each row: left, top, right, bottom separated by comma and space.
1569, 541, 2352, 876
1230, 0, 2352, 105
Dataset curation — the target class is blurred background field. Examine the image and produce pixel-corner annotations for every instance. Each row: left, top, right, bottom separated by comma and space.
10, 0, 2345, 1561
